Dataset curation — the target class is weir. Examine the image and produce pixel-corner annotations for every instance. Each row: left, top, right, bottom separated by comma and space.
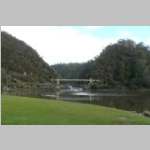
50, 78, 101, 99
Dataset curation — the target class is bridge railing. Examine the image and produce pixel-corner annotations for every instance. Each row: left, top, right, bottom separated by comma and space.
50, 78, 100, 82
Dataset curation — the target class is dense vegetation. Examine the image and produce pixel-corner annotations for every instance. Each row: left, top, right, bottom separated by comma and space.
1, 32, 57, 89
51, 60, 95, 79
93, 40, 150, 89
2, 95, 150, 125
52, 63, 83, 79
52, 40, 150, 89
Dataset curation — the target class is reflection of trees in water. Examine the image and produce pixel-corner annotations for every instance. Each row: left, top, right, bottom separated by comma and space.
92, 95, 150, 113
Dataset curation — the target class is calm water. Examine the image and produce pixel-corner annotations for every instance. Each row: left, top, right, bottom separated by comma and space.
59, 88, 150, 113
4, 86, 150, 113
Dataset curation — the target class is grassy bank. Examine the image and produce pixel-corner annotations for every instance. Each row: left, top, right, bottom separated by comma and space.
2, 95, 150, 125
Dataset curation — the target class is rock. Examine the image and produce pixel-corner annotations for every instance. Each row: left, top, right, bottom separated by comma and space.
143, 110, 150, 117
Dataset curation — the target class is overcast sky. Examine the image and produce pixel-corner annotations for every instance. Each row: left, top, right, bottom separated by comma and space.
2, 26, 150, 65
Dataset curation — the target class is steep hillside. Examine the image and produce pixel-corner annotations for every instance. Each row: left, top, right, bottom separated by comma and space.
1, 31, 57, 89
93, 40, 150, 88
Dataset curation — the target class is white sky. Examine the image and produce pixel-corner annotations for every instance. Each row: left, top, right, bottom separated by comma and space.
2, 26, 150, 65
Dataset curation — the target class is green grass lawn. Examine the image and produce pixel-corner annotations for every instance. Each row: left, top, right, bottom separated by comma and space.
2, 95, 150, 125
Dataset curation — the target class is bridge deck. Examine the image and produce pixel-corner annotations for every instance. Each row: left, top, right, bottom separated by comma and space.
50, 79, 100, 82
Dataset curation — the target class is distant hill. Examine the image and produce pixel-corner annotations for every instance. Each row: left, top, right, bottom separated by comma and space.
51, 60, 96, 79
1, 31, 57, 89
52, 63, 85, 79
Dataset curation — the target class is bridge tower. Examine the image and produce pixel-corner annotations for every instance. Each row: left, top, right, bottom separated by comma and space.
56, 79, 60, 99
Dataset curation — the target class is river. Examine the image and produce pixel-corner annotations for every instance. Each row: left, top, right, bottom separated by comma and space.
56, 87, 150, 113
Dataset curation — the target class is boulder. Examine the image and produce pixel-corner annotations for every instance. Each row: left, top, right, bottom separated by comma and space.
143, 110, 150, 117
